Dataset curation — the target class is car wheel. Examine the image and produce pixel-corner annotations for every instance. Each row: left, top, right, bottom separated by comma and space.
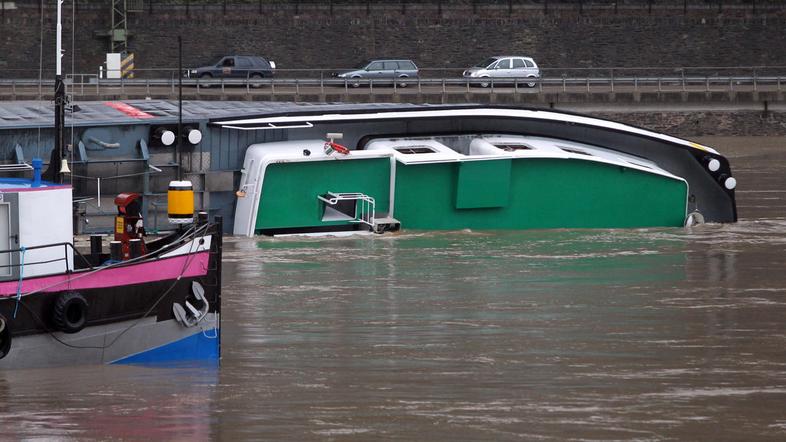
525, 76, 537, 88
479, 76, 490, 88
250, 73, 264, 89
199, 73, 212, 88
351, 75, 362, 88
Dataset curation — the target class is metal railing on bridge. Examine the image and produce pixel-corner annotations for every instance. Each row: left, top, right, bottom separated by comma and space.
0, 66, 784, 100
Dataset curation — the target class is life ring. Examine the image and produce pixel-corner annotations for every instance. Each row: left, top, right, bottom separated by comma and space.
53, 292, 89, 334
0, 313, 10, 360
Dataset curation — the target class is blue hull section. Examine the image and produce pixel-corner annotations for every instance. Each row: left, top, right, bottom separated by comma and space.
112, 328, 219, 365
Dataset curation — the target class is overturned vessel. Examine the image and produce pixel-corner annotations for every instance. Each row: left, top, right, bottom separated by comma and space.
0, 101, 737, 236
223, 106, 737, 236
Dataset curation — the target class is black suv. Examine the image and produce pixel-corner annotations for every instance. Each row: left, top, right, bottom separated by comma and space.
188, 55, 276, 81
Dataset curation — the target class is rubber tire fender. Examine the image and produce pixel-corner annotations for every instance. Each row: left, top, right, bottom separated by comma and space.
53, 292, 89, 334
0, 313, 10, 359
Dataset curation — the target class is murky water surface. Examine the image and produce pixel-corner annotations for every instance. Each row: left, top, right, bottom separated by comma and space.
1, 137, 785, 441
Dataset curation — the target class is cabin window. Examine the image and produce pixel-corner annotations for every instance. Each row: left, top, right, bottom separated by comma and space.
494, 143, 533, 151
0, 203, 9, 277
395, 146, 436, 154
559, 146, 592, 156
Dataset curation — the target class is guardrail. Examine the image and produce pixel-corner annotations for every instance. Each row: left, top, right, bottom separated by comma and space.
1, 67, 784, 101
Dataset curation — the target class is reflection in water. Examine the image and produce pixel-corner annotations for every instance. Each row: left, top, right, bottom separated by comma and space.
0, 365, 218, 440
1, 136, 785, 440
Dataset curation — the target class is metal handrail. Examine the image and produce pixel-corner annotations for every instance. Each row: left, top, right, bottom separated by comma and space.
0, 241, 91, 272
49, 75, 786, 88
2, 66, 784, 98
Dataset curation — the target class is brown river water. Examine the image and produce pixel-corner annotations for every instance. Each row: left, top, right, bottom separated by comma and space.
0, 136, 784, 441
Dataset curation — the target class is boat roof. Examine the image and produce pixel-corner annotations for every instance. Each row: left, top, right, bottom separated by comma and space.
0, 100, 434, 130
0, 100, 718, 154
0, 177, 68, 191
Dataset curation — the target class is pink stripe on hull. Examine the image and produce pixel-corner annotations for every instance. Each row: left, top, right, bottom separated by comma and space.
0, 251, 210, 297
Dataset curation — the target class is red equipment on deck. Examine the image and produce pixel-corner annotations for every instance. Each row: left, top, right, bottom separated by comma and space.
114, 192, 146, 259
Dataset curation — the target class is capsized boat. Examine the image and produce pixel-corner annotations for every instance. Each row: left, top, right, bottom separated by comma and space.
224, 106, 737, 236
0, 160, 222, 369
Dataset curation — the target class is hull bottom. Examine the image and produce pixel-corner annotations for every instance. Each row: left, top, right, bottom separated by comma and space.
0, 313, 219, 370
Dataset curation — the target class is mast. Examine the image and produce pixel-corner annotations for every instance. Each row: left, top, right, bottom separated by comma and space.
53, 0, 65, 184
177, 35, 183, 181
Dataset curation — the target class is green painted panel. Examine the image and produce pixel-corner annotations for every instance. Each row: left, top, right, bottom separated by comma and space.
256, 158, 390, 230
394, 158, 687, 230
455, 159, 512, 209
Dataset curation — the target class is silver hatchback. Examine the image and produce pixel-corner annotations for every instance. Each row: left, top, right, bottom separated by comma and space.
463, 56, 540, 87
336, 59, 419, 87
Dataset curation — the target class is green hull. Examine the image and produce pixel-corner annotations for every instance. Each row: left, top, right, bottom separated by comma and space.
256, 158, 391, 230
255, 157, 687, 232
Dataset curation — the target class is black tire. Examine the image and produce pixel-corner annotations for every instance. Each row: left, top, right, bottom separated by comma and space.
0, 313, 10, 359
199, 73, 212, 89
479, 77, 491, 88
53, 292, 88, 334
525, 76, 537, 88
397, 75, 409, 88
250, 73, 264, 89
351, 75, 362, 88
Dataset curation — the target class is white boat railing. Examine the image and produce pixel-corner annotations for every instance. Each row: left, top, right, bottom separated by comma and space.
318, 192, 376, 228
0, 164, 33, 172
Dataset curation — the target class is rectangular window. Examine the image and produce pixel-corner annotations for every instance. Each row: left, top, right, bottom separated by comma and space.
494, 143, 532, 151
383, 61, 399, 71
395, 146, 436, 154
559, 146, 592, 156
0, 203, 10, 277
511, 59, 525, 69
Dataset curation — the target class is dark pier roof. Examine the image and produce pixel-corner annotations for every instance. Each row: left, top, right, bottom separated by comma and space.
0, 100, 441, 130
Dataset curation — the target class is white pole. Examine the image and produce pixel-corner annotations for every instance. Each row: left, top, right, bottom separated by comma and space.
56, 0, 63, 76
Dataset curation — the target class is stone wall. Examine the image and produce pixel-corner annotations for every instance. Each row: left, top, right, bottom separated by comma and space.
592, 110, 786, 138
1, 1, 785, 77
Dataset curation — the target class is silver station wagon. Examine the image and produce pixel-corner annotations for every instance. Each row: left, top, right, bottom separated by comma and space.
335, 59, 419, 87
463, 56, 540, 87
